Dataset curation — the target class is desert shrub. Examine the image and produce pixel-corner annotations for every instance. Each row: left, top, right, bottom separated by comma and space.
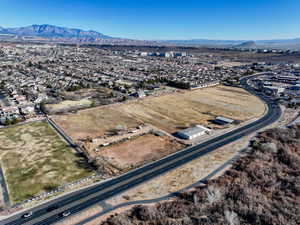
105, 213, 132, 225
133, 205, 165, 221
224, 210, 239, 225
260, 142, 278, 153
205, 185, 223, 204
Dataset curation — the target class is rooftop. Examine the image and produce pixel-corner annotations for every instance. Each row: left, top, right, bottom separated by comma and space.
178, 125, 210, 136
215, 116, 234, 123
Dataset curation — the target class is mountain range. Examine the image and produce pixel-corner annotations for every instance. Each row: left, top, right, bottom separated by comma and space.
0, 24, 300, 49
0, 24, 111, 39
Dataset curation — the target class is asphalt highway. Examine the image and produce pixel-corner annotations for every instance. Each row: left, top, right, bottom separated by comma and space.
1, 76, 282, 225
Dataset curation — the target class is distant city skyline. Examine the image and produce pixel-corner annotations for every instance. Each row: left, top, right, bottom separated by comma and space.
0, 0, 299, 40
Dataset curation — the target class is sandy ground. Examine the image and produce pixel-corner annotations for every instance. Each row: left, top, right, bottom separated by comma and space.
99, 134, 184, 170
53, 106, 140, 140
83, 125, 153, 156
216, 61, 250, 67
53, 85, 265, 140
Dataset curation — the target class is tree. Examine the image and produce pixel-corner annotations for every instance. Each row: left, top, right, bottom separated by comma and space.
0, 81, 5, 89
167, 80, 191, 89
27, 61, 33, 67
122, 96, 128, 102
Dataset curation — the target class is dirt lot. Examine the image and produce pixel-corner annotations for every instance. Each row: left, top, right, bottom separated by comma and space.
44, 99, 92, 114
216, 61, 250, 67
98, 133, 184, 170
53, 85, 265, 140
54, 106, 140, 140
0, 121, 94, 203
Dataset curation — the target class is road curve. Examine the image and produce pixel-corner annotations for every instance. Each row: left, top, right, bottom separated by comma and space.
1, 75, 281, 225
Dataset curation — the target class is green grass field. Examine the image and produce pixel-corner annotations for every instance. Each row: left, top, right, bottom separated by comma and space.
0, 121, 94, 203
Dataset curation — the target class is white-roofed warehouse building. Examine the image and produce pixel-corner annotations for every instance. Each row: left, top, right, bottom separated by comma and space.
177, 125, 210, 140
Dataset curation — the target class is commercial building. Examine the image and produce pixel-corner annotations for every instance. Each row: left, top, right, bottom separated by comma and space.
140, 52, 149, 57
213, 116, 234, 125
133, 90, 146, 98
271, 76, 298, 84
285, 85, 300, 97
263, 86, 285, 96
165, 51, 186, 58
177, 125, 210, 140
291, 98, 300, 105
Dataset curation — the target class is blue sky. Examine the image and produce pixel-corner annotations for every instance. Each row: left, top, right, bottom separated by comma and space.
0, 0, 299, 40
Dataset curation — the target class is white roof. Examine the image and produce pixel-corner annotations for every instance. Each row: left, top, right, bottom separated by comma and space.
216, 116, 234, 123
178, 126, 209, 136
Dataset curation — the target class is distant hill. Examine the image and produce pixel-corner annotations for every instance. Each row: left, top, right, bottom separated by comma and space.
0, 26, 6, 33
234, 41, 257, 48
0, 24, 112, 39
163, 39, 300, 49
164, 39, 243, 47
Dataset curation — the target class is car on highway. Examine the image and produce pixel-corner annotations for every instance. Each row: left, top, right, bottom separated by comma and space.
61, 210, 71, 217
22, 211, 33, 218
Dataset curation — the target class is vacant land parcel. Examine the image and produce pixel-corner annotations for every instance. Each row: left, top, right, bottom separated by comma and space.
98, 133, 184, 171
54, 86, 265, 141
44, 99, 92, 114
0, 121, 94, 203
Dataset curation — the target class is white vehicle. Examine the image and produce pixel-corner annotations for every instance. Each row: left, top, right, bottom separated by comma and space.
62, 211, 71, 217
22, 211, 33, 218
